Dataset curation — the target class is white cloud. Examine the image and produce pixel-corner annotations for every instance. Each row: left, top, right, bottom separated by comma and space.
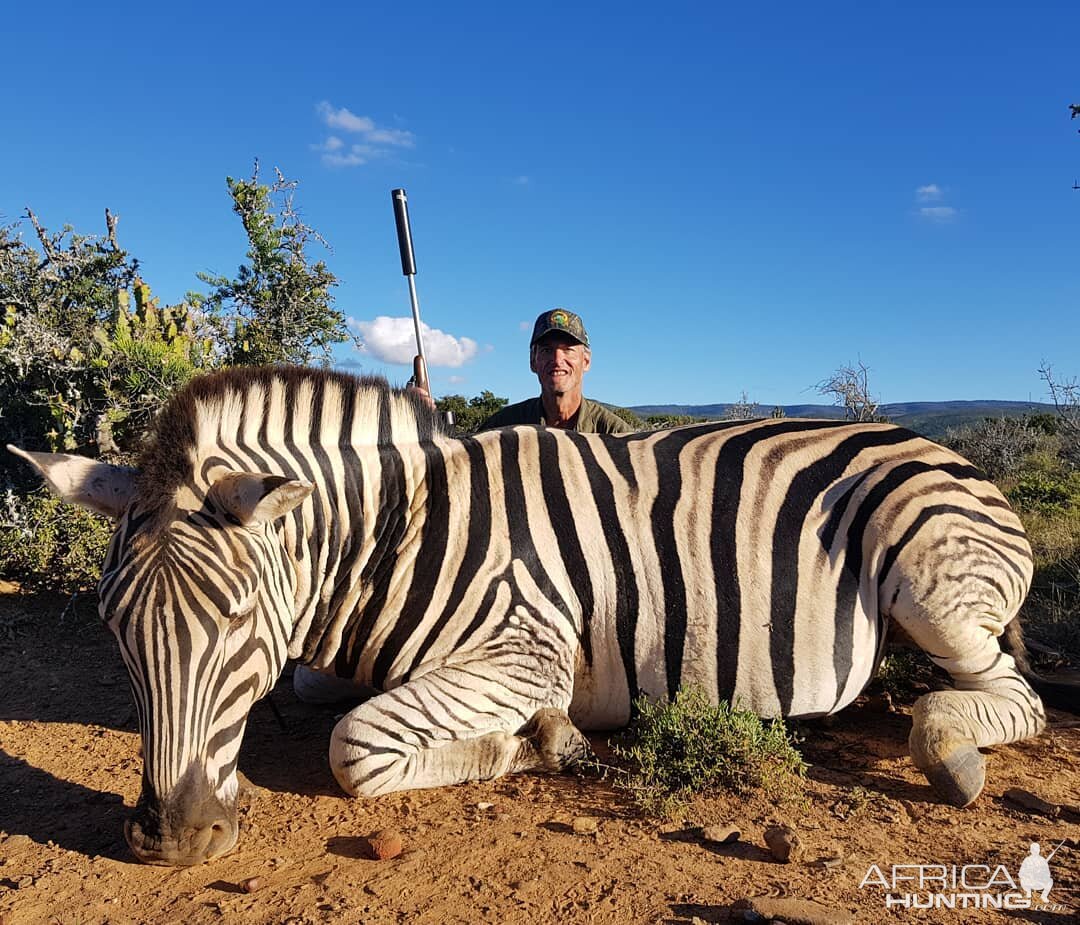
322, 150, 367, 167
316, 102, 374, 133
916, 184, 942, 201
918, 206, 957, 222
311, 136, 370, 166
314, 101, 416, 168
447, 375, 467, 385
365, 127, 416, 148
348, 316, 479, 367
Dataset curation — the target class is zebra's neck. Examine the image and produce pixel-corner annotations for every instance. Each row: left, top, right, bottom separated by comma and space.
281, 438, 453, 681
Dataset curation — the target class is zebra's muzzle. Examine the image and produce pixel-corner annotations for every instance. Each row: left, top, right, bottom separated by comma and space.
124, 769, 238, 866
124, 813, 236, 866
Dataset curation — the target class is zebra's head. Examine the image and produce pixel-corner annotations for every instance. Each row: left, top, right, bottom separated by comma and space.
8, 445, 313, 866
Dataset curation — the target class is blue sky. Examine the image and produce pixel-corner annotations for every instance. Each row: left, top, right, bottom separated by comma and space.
4, 1, 1078, 408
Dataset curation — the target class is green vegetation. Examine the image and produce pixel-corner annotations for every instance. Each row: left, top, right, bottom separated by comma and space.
1, 167, 353, 592
0, 210, 191, 457
611, 688, 806, 817
0, 489, 113, 592
435, 391, 508, 434
195, 164, 355, 367
646, 413, 705, 430
607, 405, 644, 430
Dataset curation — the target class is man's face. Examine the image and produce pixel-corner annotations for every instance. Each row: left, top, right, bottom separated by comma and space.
531, 333, 591, 396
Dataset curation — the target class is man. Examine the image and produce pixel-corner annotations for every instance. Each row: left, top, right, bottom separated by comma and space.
479, 308, 633, 434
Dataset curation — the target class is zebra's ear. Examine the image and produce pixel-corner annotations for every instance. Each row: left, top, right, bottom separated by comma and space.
211, 471, 314, 526
6, 445, 137, 520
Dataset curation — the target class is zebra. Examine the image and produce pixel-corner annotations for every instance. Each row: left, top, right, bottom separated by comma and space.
8, 366, 1066, 866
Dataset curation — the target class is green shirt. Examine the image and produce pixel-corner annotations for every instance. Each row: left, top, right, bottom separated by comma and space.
478, 396, 634, 434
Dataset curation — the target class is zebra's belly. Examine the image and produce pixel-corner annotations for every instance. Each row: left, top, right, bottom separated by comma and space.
568, 600, 883, 730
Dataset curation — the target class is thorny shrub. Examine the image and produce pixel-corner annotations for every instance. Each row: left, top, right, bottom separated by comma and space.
610, 687, 806, 818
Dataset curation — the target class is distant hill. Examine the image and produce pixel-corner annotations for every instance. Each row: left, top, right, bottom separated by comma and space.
627, 400, 1057, 439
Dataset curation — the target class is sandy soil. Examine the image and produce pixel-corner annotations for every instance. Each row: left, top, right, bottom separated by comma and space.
1, 584, 1077, 925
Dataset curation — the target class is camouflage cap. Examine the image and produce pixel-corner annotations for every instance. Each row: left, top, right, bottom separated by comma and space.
530, 308, 590, 348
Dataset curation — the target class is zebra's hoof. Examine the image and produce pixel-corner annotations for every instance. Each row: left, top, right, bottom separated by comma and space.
519, 708, 593, 773
920, 745, 986, 807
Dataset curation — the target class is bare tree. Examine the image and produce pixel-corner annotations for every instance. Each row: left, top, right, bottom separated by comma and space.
1039, 361, 1080, 463
817, 361, 885, 423
724, 390, 760, 421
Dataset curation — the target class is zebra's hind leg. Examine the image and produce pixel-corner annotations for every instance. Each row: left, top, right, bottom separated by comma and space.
892, 602, 1046, 806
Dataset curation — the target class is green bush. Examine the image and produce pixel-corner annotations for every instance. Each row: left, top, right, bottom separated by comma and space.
607, 404, 644, 430
611, 687, 806, 817
1007, 471, 1078, 515
0, 488, 112, 592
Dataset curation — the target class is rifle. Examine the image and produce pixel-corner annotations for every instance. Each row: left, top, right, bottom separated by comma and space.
390, 188, 430, 394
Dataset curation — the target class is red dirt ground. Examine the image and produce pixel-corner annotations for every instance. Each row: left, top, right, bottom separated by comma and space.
1, 583, 1077, 924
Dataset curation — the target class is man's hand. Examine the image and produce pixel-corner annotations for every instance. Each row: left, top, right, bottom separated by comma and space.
407, 382, 437, 411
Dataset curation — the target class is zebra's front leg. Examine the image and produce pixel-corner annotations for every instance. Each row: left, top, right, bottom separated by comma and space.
328, 665, 585, 798
516, 707, 595, 771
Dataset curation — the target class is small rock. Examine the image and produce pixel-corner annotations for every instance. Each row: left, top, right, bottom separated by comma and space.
367, 828, 403, 860
763, 824, 802, 863
734, 896, 854, 925
815, 855, 844, 869
701, 824, 740, 845
476, 802, 494, 811
572, 817, 599, 835
1004, 788, 1061, 818
241, 877, 264, 893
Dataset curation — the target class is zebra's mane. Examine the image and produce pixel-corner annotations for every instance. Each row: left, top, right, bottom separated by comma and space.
135, 365, 447, 502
